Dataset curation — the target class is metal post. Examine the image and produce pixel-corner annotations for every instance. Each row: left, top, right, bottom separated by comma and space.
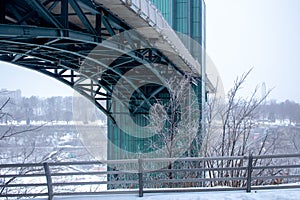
138, 158, 143, 197
0, 0, 7, 24
61, 0, 68, 28
43, 163, 53, 200
96, 13, 102, 40
201, 0, 207, 148
246, 154, 253, 193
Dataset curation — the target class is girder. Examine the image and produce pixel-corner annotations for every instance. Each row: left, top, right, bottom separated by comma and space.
0, 0, 203, 125
26, 0, 63, 28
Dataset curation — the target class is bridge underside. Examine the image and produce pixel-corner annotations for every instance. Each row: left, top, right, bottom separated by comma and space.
0, 0, 204, 159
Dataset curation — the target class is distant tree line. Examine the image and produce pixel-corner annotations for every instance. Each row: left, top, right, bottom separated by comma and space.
1, 92, 299, 126
258, 100, 300, 124
0, 96, 75, 124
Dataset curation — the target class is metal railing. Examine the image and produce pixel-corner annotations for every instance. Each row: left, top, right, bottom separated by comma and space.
1, 154, 300, 199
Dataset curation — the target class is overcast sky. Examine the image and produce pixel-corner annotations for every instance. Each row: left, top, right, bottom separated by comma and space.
206, 0, 300, 102
0, 0, 299, 102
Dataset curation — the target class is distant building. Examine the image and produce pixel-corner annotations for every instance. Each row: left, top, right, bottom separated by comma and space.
0, 89, 22, 103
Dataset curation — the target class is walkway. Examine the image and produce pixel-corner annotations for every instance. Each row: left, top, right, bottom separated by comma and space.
33, 187, 300, 200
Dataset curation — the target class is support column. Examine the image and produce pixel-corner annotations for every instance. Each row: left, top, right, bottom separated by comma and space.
0, 0, 7, 24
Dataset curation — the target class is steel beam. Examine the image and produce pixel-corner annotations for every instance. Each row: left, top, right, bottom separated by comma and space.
101, 16, 115, 36
61, 0, 69, 28
0, 0, 7, 24
26, 0, 63, 28
0, 0, 187, 126
69, 0, 96, 34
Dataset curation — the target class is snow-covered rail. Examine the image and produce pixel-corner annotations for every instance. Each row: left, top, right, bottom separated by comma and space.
1, 154, 300, 199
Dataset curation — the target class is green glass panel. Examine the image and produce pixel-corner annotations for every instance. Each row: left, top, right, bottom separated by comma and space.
108, 0, 205, 161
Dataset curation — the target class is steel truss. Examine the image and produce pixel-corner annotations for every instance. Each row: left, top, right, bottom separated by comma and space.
0, 0, 193, 123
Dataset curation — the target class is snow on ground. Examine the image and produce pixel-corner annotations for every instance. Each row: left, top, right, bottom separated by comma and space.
32, 188, 300, 200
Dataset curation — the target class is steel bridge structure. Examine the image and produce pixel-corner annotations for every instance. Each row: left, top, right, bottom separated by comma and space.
0, 0, 211, 159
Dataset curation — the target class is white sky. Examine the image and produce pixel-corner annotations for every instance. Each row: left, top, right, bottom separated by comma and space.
0, 0, 300, 102
206, 0, 300, 102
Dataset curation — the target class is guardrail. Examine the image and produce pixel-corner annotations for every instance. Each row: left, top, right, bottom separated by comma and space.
1, 154, 300, 199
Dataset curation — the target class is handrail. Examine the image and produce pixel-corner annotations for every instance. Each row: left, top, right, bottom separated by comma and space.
0, 154, 300, 199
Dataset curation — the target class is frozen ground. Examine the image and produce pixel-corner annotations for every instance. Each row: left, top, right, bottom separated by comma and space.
32, 188, 300, 200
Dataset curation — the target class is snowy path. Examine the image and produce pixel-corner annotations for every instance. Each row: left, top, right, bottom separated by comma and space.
32, 188, 300, 200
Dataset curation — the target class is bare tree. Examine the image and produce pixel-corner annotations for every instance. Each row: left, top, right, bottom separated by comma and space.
143, 76, 201, 187
147, 76, 200, 157
202, 69, 284, 187
0, 98, 43, 141
0, 98, 65, 197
